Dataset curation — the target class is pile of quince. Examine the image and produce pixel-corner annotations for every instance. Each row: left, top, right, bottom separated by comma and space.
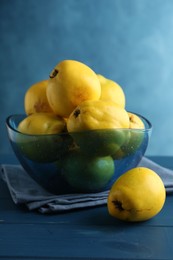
16, 59, 166, 222
17, 60, 145, 189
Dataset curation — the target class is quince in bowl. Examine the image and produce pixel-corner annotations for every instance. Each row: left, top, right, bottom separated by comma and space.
6, 113, 152, 195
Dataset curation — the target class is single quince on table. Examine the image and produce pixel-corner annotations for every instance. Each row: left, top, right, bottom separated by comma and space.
67, 100, 130, 156
46, 60, 101, 117
107, 167, 166, 222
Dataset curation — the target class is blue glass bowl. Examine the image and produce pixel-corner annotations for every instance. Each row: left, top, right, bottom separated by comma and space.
6, 113, 152, 194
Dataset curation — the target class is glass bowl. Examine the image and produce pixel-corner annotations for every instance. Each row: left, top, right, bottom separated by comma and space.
6, 113, 152, 194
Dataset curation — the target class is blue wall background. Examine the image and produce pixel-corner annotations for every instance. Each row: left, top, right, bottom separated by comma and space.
1, 0, 173, 156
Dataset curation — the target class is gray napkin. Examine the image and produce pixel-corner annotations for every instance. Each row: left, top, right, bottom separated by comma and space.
0, 164, 108, 213
1, 157, 173, 213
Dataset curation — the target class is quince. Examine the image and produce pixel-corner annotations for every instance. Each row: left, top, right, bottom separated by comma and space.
128, 112, 144, 129
24, 80, 53, 115
17, 113, 70, 163
113, 112, 145, 159
107, 167, 166, 222
97, 74, 125, 108
46, 60, 101, 117
67, 100, 130, 156
67, 100, 129, 132
62, 150, 115, 192
18, 113, 66, 135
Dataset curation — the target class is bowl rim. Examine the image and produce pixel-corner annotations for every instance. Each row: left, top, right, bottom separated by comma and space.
6, 112, 152, 137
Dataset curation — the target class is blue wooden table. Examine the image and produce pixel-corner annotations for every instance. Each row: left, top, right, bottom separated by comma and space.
0, 154, 173, 260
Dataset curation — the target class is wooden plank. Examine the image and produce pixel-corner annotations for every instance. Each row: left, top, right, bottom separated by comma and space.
0, 223, 173, 259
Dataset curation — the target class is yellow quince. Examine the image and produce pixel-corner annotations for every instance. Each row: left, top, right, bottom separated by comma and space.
67, 100, 130, 156
67, 100, 129, 132
113, 112, 145, 159
18, 113, 66, 135
47, 60, 101, 117
97, 74, 125, 108
107, 167, 166, 222
16, 113, 70, 163
24, 80, 53, 115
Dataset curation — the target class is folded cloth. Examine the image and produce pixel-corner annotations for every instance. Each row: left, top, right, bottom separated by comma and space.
0, 157, 173, 213
0, 164, 108, 213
